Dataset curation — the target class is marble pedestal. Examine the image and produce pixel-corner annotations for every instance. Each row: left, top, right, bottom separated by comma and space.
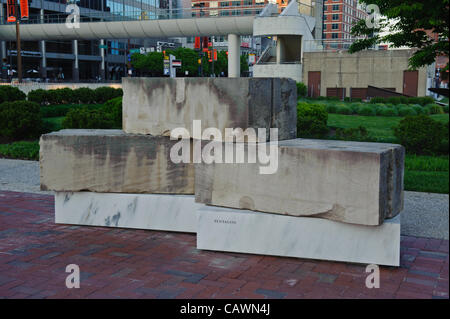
197, 206, 401, 266
55, 192, 202, 233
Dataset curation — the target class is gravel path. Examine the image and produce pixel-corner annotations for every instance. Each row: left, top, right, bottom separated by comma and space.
0, 158, 448, 240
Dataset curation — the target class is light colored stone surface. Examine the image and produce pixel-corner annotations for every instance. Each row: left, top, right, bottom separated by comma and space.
55, 192, 202, 233
197, 205, 401, 266
40, 129, 194, 194
122, 77, 297, 141
195, 138, 405, 226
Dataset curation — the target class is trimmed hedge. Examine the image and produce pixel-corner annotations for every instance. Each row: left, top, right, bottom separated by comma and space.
0, 86, 26, 103
394, 115, 448, 155
296, 82, 307, 98
0, 100, 43, 139
0, 141, 39, 160
62, 97, 123, 129
297, 102, 328, 138
27, 86, 123, 105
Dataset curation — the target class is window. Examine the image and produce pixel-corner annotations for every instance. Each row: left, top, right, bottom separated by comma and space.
332, 14, 339, 20
323, 5, 327, 11
231, 1, 241, 6
243, 0, 253, 5
332, 33, 339, 39
332, 23, 339, 30
220, 2, 230, 7
332, 4, 339, 10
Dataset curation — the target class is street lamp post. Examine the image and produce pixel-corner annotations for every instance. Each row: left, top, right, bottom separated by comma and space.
15, 16, 21, 83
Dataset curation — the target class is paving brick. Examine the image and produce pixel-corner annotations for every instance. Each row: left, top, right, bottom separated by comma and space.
0, 190, 448, 299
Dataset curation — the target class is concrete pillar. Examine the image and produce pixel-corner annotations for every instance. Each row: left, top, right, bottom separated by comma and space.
276, 36, 285, 64
73, 40, 79, 82
228, 34, 240, 78
40, 10, 46, 79
99, 39, 105, 81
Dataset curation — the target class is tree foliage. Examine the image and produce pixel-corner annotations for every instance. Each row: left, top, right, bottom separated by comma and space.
130, 47, 250, 77
349, 0, 449, 71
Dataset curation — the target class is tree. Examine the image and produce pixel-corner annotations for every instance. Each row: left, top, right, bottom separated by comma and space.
349, 0, 449, 72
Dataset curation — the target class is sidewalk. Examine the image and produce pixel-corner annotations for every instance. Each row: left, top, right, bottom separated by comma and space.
1, 158, 448, 240
0, 190, 448, 299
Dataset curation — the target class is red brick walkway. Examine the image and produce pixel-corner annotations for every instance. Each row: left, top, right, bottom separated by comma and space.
0, 190, 448, 299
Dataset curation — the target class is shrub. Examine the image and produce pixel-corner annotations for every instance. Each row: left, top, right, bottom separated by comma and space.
27, 89, 49, 105
336, 106, 352, 115
356, 105, 376, 116
326, 96, 340, 101
0, 101, 43, 139
386, 96, 402, 105
411, 105, 425, 115
296, 82, 307, 98
62, 107, 115, 129
398, 106, 418, 117
417, 96, 435, 106
102, 97, 122, 128
370, 97, 386, 104
378, 108, 398, 117
394, 115, 447, 155
326, 104, 338, 113
336, 125, 370, 142
443, 105, 449, 113
297, 102, 328, 138
73, 87, 95, 104
399, 96, 409, 104
373, 103, 386, 114
94, 87, 123, 104
40, 104, 103, 118
0, 141, 39, 160
0, 86, 26, 103
426, 104, 444, 114
46, 88, 75, 105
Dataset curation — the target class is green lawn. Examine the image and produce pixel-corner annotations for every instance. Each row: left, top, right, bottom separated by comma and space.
328, 113, 449, 142
404, 155, 449, 194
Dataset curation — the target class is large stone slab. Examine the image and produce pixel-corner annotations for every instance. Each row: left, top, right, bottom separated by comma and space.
197, 205, 401, 266
122, 77, 297, 141
40, 129, 194, 194
195, 139, 404, 226
55, 192, 202, 233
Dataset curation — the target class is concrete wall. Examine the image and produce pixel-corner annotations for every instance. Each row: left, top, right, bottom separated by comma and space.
302, 50, 429, 97
253, 64, 303, 82
0, 83, 122, 95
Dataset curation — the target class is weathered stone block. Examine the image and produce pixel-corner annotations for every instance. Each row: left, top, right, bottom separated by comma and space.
40, 129, 194, 194
195, 139, 404, 226
122, 77, 297, 141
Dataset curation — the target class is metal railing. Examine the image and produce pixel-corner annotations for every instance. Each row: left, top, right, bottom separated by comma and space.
0, 6, 266, 25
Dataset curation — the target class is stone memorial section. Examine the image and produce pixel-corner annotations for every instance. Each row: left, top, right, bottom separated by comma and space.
197, 205, 401, 266
39, 77, 404, 266
40, 129, 194, 194
55, 192, 200, 233
195, 139, 404, 226
122, 77, 297, 141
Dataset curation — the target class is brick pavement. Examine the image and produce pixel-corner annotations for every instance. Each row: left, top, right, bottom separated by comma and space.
0, 190, 448, 299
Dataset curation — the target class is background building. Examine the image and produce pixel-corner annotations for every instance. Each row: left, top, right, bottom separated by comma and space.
322, 0, 367, 49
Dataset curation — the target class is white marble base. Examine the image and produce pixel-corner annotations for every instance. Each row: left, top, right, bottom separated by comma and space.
55, 192, 202, 233
197, 206, 400, 266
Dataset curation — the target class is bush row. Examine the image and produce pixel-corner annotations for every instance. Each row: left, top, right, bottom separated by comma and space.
40, 104, 103, 118
324, 102, 447, 117
0, 86, 26, 104
370, 96, 435, 106
62, 96, 122, 129
28, 86, 123, 105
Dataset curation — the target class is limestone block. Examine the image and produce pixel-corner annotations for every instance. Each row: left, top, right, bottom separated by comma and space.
40, 129, 194, 194
55, 192, 202, 233
197, 205, 401, 266
122, 77, 297, 141
195, 139, 404, 226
